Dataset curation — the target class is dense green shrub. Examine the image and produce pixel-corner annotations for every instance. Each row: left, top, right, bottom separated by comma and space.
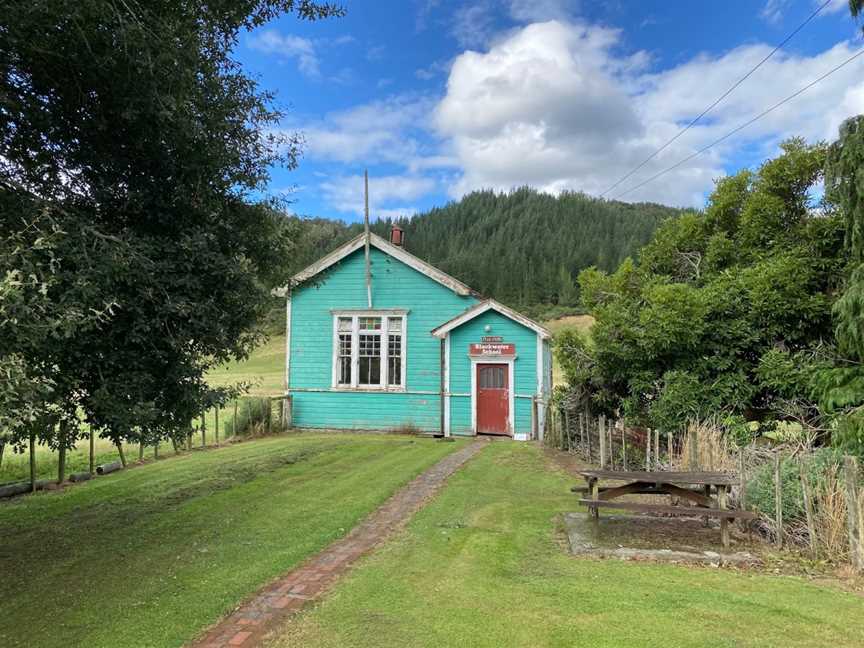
745, 448, 845, 520
557, 138, 847, 435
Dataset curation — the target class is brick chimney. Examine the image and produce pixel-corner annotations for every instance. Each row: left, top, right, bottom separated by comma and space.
389, 225, 405, 247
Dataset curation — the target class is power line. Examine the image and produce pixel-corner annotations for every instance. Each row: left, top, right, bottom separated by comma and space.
599, 0, 833, 198
610, 47, 864, 201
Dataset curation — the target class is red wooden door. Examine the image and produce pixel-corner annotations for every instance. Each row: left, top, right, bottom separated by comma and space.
476, 363, 510, 435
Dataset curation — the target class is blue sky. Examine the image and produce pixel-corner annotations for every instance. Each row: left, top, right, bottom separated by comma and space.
235, 0, 863, 221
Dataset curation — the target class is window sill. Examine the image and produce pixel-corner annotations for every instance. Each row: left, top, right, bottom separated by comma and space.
331, 386, 407, 393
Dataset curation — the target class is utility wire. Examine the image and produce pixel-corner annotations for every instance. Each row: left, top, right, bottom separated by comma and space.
610, 47, 864, 201
599, 0, 833, 198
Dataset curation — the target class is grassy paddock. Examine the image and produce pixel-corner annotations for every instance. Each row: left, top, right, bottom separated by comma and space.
0, 433, 462, 648
1, 335, 285, 484
206, 334, 285, 396
269, 442, 864, 648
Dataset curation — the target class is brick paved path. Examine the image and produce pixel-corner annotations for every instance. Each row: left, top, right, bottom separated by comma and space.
190, 440, 485, 648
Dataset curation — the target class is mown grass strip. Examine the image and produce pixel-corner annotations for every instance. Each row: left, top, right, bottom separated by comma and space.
0, 434, 461, 648
269, 442, 864, 648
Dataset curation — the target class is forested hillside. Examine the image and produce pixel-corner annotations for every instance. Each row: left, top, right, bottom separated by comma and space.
290, 188, 684, 314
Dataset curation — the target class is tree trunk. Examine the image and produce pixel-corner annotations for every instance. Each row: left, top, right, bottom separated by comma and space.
172, 437, 179, 454
138, 439, 144, 462
29, 431, 36, 493
57, 421, 68, 485
89, 428, 95, 475
215, 409, 220, 444
0, 439, 5, 472
201, 413, 206, 447
116, 441, 127, 468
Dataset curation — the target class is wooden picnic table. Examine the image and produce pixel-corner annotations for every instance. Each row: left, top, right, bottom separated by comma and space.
576, 469, 756, 550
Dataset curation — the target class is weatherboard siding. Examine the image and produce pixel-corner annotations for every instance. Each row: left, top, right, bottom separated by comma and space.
289, 246, 477, 431
448, 310, 540, 437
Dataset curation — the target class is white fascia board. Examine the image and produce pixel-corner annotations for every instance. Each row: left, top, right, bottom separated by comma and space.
431, 299, 552, 340
274, 233, 474, 297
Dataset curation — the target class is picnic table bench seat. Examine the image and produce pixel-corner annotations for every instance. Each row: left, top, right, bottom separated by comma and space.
578, 499, 757, 519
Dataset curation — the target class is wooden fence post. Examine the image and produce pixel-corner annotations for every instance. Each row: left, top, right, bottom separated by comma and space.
774, 452, 783, 548
564, 410, 571, 452
718, 484, 730, 549
621, 423, 627, 471
585, 415, 592, 461
654, 430, 660, 471
645, 428, 652, 471
666, 432, 673, 470
799, 460, 818, 557
605, 420, 611, 469
599, 416, 606, 468
689, 428, 699, 470
608, 424, 614, 469
233, 399, 239, 438
576, 412, 585, 454
843, 456, 863, 571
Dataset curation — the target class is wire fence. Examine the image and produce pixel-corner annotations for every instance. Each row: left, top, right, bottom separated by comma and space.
0, 395, 293, 495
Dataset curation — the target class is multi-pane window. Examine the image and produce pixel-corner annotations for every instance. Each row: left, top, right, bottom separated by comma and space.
387, 317, 402, 386
333, 313, 406, 389
337, 317, 352, 386
358, 320, 382, 386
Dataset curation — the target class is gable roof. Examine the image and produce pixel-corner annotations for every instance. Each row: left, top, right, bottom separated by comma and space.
431, 299, 552, 340
274, 232, 477, 298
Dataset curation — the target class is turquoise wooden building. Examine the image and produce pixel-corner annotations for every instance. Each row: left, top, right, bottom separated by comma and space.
277, 229, 552, 440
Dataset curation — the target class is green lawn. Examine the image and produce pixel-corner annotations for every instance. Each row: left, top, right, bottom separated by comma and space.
0, 434, 462, 648
268, 442, 864, 648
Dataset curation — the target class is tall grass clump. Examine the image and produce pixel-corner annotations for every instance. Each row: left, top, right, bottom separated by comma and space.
224, 397, 274, 437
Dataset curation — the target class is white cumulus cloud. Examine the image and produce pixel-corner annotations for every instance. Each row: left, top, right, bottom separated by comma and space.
294, 94, 437, 166
434, 20, 864, 206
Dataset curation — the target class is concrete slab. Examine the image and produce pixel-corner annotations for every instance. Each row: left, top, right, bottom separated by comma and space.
564, 512, 760, 566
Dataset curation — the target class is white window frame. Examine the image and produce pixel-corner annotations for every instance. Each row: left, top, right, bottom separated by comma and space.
331, 309, 408, 391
